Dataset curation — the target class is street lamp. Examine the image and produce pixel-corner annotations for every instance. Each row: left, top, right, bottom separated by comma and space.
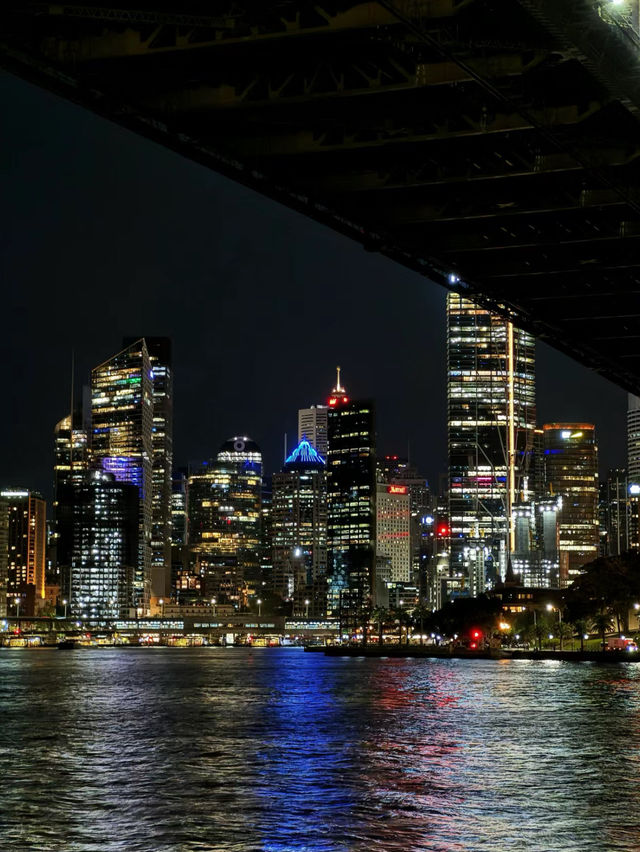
62, 598, 68, 619
257, 598, 262, 617
14, 597, 20, 619
159, 598, 164, 618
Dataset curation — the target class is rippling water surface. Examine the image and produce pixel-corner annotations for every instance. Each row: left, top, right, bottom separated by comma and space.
1, 648, 639, 851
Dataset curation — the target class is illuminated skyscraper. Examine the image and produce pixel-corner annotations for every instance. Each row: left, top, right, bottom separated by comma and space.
543, 423, 599, 585
56, 471, 139, 618
298, 405, 328, 456
91, 339, 153, 612
52, 406, 90, 596
124, 337, 173, 599
272, 437, 327, 617
376, 483, 411, 583
599, 469, 630, 557
377, 455, 431, 589
628, 395, 640, 483
188, 437, 262, 604
447, 293, 536, 595
326, 369, 376, 619
0, 501, 7, 618
1, 489, 46, 616
53, 409, 90, 493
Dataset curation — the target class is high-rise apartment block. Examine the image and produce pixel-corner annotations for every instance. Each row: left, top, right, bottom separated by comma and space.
1, 489, 46, 616
298, 405, 328, 457
326, 370, 376, 618
447, 293, 536, 594
543, 423, 599, 585
272, 438, 327, 617
91, 339, 153, 611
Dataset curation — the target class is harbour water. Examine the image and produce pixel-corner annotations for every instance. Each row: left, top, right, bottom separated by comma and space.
0, 648, 638, 851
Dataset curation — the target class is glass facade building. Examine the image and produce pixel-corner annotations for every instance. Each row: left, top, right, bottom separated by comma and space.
188, 437, 262, 604
298, 405, 328, 457
56, 470, 139, 618
0, 489, 46, 616
272, 438, 327, 617
543, 423, 599, 585
124, 337, 173, 599
447, 293, 536, 594
91, 339, 153, 612
326, 372, 376, 619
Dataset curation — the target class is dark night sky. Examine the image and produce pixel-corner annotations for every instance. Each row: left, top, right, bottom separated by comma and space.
0, 72, 628, 501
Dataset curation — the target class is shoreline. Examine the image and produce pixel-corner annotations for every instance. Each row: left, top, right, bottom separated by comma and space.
313, 645, 640, 663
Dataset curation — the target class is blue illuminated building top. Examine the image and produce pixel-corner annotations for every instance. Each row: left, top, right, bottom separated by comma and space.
285, 437, 325, 468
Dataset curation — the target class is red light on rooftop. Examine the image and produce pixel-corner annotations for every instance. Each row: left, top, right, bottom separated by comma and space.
438, 524, 450, 537
471, 629, 482, 640
342, 396, 349, 403
328, 398, 337, 406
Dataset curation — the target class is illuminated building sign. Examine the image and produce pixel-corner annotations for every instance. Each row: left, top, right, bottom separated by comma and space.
387, 485, 408, 495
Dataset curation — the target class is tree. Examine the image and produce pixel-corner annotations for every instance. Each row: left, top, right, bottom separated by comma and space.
592, 611, 614, 651
534, 615, 552, 650
574, 618, 590, 652
371, 606, 389, 646
558, 621, 574, 651
412, 604, 432, 646
393, 607, 412, 645
359, 601, 373, 646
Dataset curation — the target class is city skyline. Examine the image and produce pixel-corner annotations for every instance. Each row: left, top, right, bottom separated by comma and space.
0, 72, 628, 499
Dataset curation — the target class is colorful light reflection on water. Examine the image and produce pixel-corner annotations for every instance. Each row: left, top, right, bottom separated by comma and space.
0, 650, 639, 851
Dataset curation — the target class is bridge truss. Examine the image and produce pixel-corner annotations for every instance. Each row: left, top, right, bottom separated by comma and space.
2, 1, 640, 390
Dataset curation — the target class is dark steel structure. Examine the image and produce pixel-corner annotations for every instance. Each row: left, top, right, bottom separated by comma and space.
3, 1, 640, 390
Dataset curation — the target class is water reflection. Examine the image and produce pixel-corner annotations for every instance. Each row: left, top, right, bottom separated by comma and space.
0, 650, 639, 851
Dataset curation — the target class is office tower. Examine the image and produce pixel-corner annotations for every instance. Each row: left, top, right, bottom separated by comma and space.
56, 471, 139, 618
0, 499, 7, 617
543, 423, 599, 585
91, 339, 153, 612
1, 489, 46, 616
627, 395, 640, 550
510, 496, 560, 587
272, 438, 327, 617
599, 469, 630, 556
53, 410, 90, 493
326, 369, 376, 619
260, 477, 273, 591
52, 406, 90, 599
124, 337, 173, 599
376, 455, 431, 590
188, 437, 262, 604
376, 482, 411, 583
169, 468, 189, 599
298, 405, 328, 456
628, 395, 640, 483
447, 293, 536, 595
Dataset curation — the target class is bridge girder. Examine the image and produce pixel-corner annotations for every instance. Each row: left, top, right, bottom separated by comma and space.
2, 0, 640, 391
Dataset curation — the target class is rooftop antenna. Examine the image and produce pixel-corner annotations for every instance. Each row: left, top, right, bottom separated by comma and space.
333, 365, 346, 394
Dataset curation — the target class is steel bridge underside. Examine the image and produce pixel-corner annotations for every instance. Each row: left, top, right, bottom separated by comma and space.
2, 1, 640, 392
